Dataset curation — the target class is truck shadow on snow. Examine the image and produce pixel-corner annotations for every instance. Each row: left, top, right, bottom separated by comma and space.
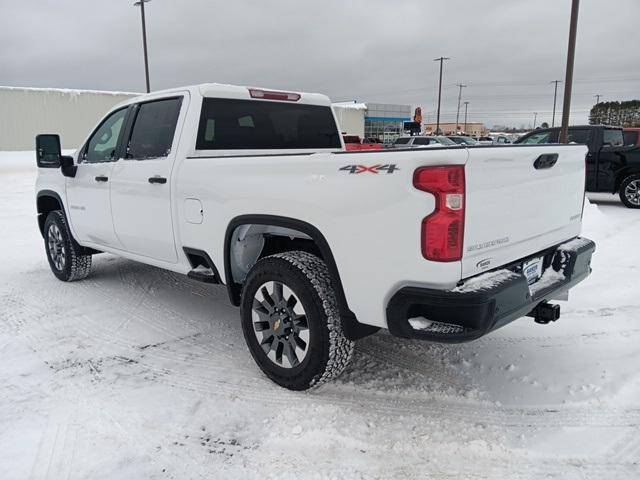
79, 254, 608, 404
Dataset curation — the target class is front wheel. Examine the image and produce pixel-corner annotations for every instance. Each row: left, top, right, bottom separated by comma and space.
240, 251, 354, 390
44, 210, 92, 281
619, 174, 640, 209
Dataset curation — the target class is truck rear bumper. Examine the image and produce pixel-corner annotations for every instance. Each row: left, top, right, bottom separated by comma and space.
386, 237, 595, 343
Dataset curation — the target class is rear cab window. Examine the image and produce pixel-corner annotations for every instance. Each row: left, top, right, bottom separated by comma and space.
195, 98, 341, 150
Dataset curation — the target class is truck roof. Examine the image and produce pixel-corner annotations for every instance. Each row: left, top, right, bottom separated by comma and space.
113, 83, 333, 110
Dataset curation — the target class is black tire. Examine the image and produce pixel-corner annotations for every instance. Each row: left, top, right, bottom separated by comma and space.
43, 210, 92, 281
240, 251, 354, 390
619, 174, 640, 209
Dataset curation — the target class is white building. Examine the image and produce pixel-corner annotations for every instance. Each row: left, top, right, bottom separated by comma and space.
332, 102, 366, 138
0, 86, 138, 151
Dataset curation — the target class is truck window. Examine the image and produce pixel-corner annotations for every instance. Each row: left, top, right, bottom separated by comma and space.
127, 97, 182, 159
196, 98, 341, 150
602, 129, 624, 147
567, 129, 592, 145
624, 130, 639, 147
412, 137, 430, 145
84, 108, 128, 163
520, 131, 557, 144
393, 137, 411, 145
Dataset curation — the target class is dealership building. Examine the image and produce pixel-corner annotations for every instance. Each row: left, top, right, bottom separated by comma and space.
333, 101, 412, 144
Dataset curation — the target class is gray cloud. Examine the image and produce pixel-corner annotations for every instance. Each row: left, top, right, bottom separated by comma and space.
1, 0, 638, 127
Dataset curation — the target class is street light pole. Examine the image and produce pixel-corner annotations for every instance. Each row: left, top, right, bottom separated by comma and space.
560, 0, 580, 144
594, 94, 601, 104
533, 112, 538, 129
463, 101, 469, 134
550, 80, 562, 128
433, 56, 450, 135
134, 0, 151, 93
455, 83, 466, 132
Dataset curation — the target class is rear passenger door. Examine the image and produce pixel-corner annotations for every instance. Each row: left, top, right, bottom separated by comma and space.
109, 95, 186, 263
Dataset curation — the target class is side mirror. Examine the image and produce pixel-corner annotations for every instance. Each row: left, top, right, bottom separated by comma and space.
60, 155, 77, 178
35, 134, 62, 168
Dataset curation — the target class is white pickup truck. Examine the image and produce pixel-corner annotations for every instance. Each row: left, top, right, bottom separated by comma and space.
35, 83, 595, 390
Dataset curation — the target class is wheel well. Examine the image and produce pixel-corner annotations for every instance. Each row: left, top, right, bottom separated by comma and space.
223, 215, 379, 341
615, 169, 640, 193
36, 194, 62, 236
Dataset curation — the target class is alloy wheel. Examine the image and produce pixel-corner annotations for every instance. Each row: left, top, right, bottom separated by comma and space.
624, 180, 640, 206
252, 281, 310, 368
47, 224, 66, 270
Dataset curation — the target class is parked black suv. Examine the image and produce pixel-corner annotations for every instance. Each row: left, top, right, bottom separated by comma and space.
516, 125, 640, 208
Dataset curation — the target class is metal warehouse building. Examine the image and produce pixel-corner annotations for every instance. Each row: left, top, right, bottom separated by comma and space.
0, 86, 137, 151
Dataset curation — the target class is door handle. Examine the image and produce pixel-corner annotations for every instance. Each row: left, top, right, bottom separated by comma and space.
148, 176, 167, 184
95, 176, 109, 182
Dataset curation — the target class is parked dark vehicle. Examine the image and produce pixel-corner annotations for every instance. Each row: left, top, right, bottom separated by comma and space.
516, 125, 640, 208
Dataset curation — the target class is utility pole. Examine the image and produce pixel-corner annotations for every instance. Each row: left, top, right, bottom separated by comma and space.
550, 80, 562, 128
134, 0, 151, 93
533, 112, 538, 129
560, 0, 580, 144
433, 56, 450, 135
594, 94, 601, 104
463, 101, 469, 134
455, 83, 467, 132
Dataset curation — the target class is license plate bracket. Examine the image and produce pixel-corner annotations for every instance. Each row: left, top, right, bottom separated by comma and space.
522, 255, 544, 285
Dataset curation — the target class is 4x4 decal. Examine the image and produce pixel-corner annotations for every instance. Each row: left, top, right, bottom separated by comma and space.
339, 164, 399, 174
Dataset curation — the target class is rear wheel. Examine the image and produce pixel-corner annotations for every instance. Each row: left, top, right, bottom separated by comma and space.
240, 251, 354, 390
44, 210, 92, 281
619, 174, 640, 209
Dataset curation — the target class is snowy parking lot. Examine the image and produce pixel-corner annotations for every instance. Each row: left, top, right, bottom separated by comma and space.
1, 152, 639, 479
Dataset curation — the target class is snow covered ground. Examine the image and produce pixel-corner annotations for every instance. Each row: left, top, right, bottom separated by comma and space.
1, 151, 639, 479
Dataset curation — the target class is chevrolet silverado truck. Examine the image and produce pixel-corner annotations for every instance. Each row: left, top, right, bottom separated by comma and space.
516, 125, 640, 208
35, 83, 595, 390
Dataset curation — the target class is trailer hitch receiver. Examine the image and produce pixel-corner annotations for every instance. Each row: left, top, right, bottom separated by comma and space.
527, 302, 561, 325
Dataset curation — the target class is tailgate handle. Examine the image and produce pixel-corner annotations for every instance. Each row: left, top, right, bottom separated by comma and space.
533, 154, 558, 170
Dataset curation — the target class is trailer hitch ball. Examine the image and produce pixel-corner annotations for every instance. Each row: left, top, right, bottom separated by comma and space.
527, 302, 561, 325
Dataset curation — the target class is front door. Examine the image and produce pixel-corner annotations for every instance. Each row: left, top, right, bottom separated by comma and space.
109, 96, 184, 263
65, 107, 129, 248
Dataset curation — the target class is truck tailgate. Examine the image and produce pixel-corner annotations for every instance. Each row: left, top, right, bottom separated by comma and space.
462, 145, 587, 279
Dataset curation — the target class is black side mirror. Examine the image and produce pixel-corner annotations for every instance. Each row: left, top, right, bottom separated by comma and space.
60, 155, 77, 178
35, 134, 62, 168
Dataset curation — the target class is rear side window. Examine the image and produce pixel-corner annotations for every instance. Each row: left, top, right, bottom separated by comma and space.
393, 137, 411, 145
412, 137, 431, 145
196, 98, 341, 150
127, 97, 182, 159
567, 129, 592, 145
603, 129, 624, 147
624, 130, 639, 146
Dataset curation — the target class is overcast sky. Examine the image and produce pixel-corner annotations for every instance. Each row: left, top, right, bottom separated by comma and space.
1, 0, 638, 127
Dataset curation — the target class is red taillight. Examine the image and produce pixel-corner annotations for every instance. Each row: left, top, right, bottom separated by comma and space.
248, 88, 301, 102
413, 166, 465, 262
